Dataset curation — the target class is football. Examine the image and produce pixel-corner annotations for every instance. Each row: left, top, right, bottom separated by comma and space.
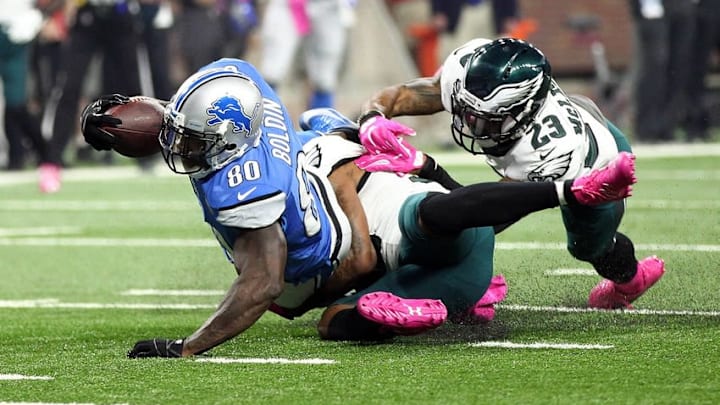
103, 96, 165, 158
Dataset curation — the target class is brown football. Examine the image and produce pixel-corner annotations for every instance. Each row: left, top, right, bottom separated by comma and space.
103, 96, 164, 158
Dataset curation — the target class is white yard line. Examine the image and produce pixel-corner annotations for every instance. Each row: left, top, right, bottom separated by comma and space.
470, 341, 614, 350
0, 403, 123, 405
2, 299, 719, 317
495, 242, 720, 253
0, 238, 216, 247
500, 304, 720, 317
195, 357, 336, 365
121, 289, 224, 296
640, 171, 720, 181
0, 198, 720, 212
0, 237, 718, 252
630, 200, 720, 209
544, 269, 597, 276
0, 165, 174, 187
1, 199, 717, 211
0, 375, 54, 381
0, 299, 214, 310
0, 227, 81, 237
2, 198, 717, 212
0, 201, 195, 211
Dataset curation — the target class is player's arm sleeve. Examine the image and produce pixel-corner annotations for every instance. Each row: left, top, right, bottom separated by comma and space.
304, 136, 366, 177
216, 188, 287, 229
417, 154, 464, 190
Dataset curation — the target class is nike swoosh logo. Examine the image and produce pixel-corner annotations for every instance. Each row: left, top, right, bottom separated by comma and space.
540, 147, 556, 160
237, 186, 257, 201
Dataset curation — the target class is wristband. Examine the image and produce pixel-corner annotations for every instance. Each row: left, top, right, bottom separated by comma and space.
358, 109, 385, 126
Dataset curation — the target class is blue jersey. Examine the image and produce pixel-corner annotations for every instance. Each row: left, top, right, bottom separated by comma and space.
188, 59, 351, 285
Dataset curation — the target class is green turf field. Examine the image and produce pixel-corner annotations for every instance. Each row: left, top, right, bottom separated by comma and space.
1, 151, 719, 405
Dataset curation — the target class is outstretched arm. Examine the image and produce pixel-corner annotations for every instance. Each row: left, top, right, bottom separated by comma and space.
182, 223, 287, 356
359, 75, 444, 120
128, 223, 287, 358
357, 75, 444, 156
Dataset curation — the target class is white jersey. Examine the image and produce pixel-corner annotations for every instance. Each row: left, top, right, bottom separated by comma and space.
303, 135, 447, 271
439, 39, 620, 182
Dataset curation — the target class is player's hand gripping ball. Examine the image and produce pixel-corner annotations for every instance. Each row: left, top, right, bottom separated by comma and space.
102, 96, 165, 158
81, 94, 164, 158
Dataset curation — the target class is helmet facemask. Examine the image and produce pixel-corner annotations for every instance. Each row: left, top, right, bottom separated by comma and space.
451, 86, 539, 155
159, 111, 237, 175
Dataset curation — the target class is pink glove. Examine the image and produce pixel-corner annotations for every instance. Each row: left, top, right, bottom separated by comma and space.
359, 115, 417, 157
355, 147, 424, 176
472, 275, 508, 323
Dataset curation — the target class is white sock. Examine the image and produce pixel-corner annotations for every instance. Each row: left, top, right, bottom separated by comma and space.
555, 181, 567, 205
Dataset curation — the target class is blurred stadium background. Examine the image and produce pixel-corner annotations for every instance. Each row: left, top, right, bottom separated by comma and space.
4, 0, 719, 165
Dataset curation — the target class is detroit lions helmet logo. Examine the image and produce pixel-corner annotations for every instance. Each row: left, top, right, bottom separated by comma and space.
206, 95, 259, 136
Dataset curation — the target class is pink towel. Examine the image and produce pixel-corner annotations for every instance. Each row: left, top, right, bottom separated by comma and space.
289, 0, 310, 35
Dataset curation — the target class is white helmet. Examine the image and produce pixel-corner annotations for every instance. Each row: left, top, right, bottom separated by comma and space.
450, 38, 552, 156
160, 67, 263, 175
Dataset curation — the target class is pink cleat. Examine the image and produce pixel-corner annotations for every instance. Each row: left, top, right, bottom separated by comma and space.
38, 163, 62, 194
357, 292, 447, 335
571, 152, 637, 205
472, 275, 508, 323
588, 255, 665, 309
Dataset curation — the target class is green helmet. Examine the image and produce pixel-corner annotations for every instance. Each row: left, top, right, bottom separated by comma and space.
450, 38, 552, 155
